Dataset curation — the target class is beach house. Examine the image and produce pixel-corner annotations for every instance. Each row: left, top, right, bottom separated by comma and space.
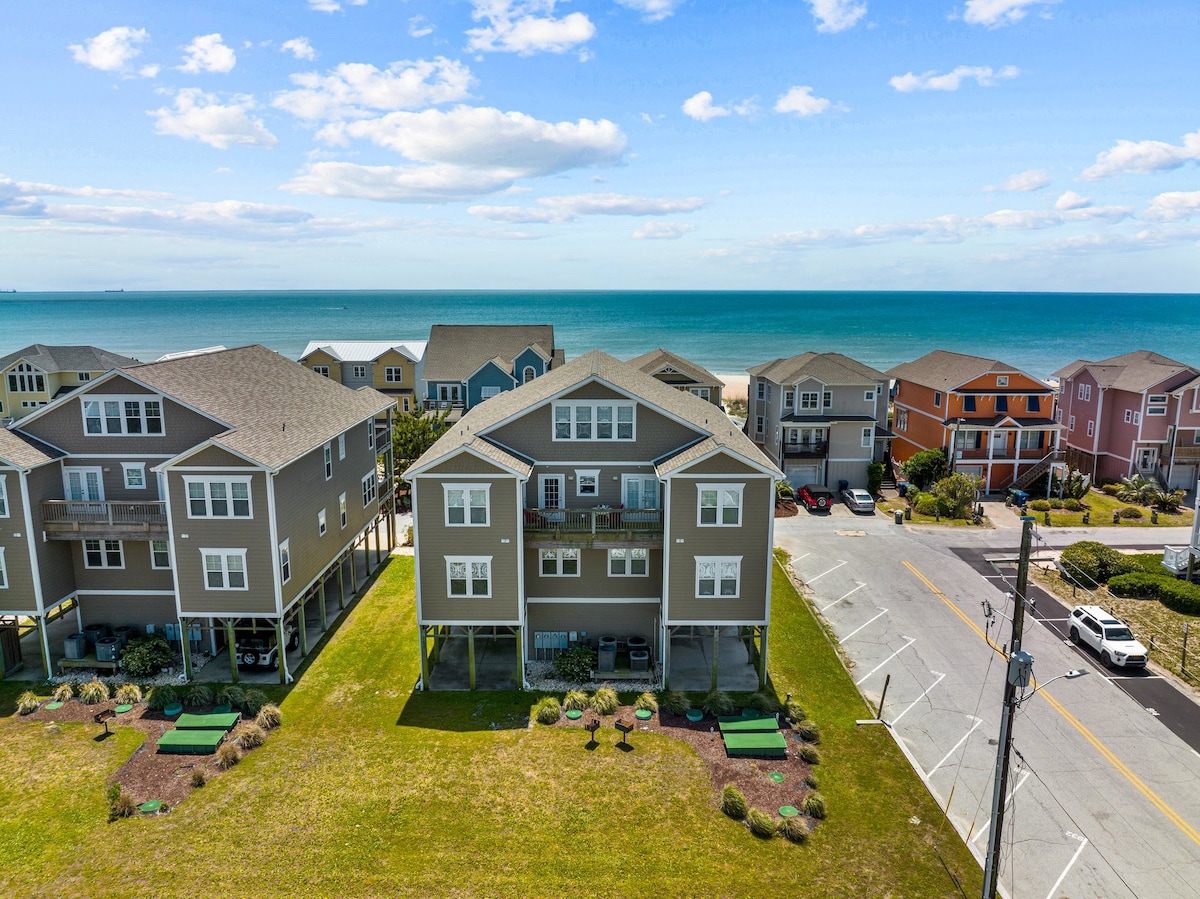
0, 344, 138, 424
1053, 350, 1200, 489
746, 352, 891, 490
888, 350, 1061, 492
627, 348, 725, 407
404, 349, 781, 691
0, 345, 394, 681
299, 339, 427, 413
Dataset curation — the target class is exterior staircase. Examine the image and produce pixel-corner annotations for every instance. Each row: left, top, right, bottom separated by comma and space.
1012, 450, 1065, 492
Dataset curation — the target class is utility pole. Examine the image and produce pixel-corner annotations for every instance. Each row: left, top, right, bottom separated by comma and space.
982, 517, 1034, 899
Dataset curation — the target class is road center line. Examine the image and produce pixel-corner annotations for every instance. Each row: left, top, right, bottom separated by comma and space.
890, 672, 946, 726
838, 608, 888, 644
821, 582, 865, 612
903, 559, 1200, 849
971, 770, 1030, 844
855, 637, 915, 685
808, 559, 847, 583
929, 716, 983, 776
1044, 835, 1089, 899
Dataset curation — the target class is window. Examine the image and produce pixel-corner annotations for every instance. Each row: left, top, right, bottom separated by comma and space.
446, 556, 491, 597
823, 391, 832, 408
963, 395, 977, 412
0, 474, 7, 518
1133, 412, 1141, 425
121, 463, 146, 490
0, 547, 6, 588
552, 402, 635, 441
523, 365, 537, 383
402, 397, 411, 413
1056, 408, 1062, 423
689, 387, 710, 400
1086, 420, 1095, 437
784, 389, 795, 408
318, 508, 327, 536
323, 443, 333, 480
480, 386, 501, 400
78, 372, 91, 382
353, 365, 367, 379
755, 416, 764, 435
954, 429, 980, 449
861, 427, 873, 448
367, 420, 373, 450
895, 409, 908, 431
1078, 383, 1092, 401
362, 472, 377, 507
338, 433, 346, 460
1124, 410, 1133, 424
1069, 415, 1076, 431
1019, 430, 1044, 450
698, 484, 743, 526
445, 484, 489, 525
21, 401, 47, 409
757, 382, 766, 400
84, 539, 124, 569
64, 467, 103, 501
385, 367, 405, 383
696, 556, 741, 598
609, 548, 648, 577
202, 549, 247, 590
1149, 394, 1168, 404
151, 540, 171, 569
541, 548, 580, 576
185, 478, 252, 518
1027, 395, 1040, 413
280, 540, 291, 584
799, 391, 820, 410
996, 395, 1008, 413
576, 470, 599, 498
339, 492, 347, 528
82, 397, 163, 435
1194, 431, 1200, 446
996, 376, 1009, 387
864, 389, 875, 402
312, 365, 330, 377
7, 363, 45, 393
934, 391, 942, 408
623, 475, 658, 509
1148, 406, 1167, 416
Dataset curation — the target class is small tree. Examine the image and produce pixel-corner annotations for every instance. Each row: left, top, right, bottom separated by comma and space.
901, 449, 947, 491
931, 472, 983, 519
866, 461, 885, 495
392, 404, 452, 485
1061, 467, 1091, 501
1116, 474, 1158, 506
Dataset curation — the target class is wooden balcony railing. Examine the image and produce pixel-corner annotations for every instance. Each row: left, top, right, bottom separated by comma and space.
41, 500, 168, 539
783, 441, 828, 457
523, 507, 663, 535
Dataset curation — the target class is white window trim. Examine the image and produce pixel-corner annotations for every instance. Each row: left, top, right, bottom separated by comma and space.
540, 548, 581, 577
1147, 406, 1167, 416
523, 365, 537, 383
362, 471, 377, 508
151, 540, 171, 570
0, 474, 7, 518
1069, 415, 1076, 431
480, 386, 502, 400
81, 395, 165, 436
756, 382, 766, 400
201, 548, 248, 591
934, 391, 942, 408
552, 401, 636, 442
121, 462, 146, 490
861, 427, 873, 448
608, 548, 649, 577
323, 443, 333, 480
444, 483, 491, 527
78, 372, 91, 382
0, 546, 6, 588
84, 539, 125, 570
689, 387, 711, 400
338, 433, 346, 461
183, 476, 253, 519
1087, 420, 1095, 437
996, 376, 1009, 387
784, 389, 795, 408
697, 483, 743, 527
64, 467, 104, 502
385, 366, 405, 383
339, 492, 347, 528
280, 539, 292, 585
695, 555, 742, 599
446, 555, 492, 598
1124, 409, 1132, 424
864, 389, 875, 402
755, 416, 765, 434
353, 365, 367, 379
575, 469, 600, 498
318, 508, 327, 536
312, 365, 330, 377
1133, 411, 1141, 425
798, 391, 820, 411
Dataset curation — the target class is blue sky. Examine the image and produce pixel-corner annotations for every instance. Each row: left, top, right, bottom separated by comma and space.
1, 1, 1197, 291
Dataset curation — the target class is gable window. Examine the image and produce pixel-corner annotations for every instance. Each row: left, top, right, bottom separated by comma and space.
1124, 409, 1133, 424
799, 391, 820, 410
963, 395, 976, 412
1078, 383, 1092, 401
0, 474, 8, 518
480, 386, 501, 400
609, 548, 648, 577
84, 539, 124, 569
784, 389, 795, 408
338, 434, 346, 460
1027, 395, 1040, 413
0, 548, 6, 589
445, 484, 489, 526
861, 427, 873, 448
446, 556, 491, 597
151, 540, 171, 569
1086, 420, 1094, 437
385, 367, 405, 383
279, 540, 291, 585
540, 548, 580, 577
698, 484, 743, 526
362, 472, 377, 508
353, 365, 367, 379
7, 363, 45, 394
934, 391, 942, 408
553, 402, 635, 441
82, 397, 163, 435
757, 382, 766, 400
78, 372, 91, 382
186, 477, 251, 518
689, 387, 711, 400
1149, 394, 1168, 404
996, 376, 1009, 387
1147, 405, 1167, 416
576, 470, 599, 498
696, 556, 741, 598
121, 463, 146, 490
323, 443, 333, 480
312, 365, 330, 377
523, 365, 537, 384
203, 549, 247, 590
864, 389, 875, 402
995, 395, 1008, 413
318, 508, 327, 536
339, 492, 347, 528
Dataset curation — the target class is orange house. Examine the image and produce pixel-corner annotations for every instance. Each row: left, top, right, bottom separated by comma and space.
887, 350, 1062, 492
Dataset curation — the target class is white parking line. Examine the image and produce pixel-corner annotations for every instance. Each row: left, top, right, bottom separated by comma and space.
929, 716, 983, 776
855, 637, 916, 685
839, 609, 889, 644
1045, 833, 1089, 899
808, 559, 847, 583
971, 771, 1031, 844
890, 672, 946, 726
821, 582, 866, 612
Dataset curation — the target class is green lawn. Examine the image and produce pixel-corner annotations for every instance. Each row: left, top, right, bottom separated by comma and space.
1010, 490, 1194, 528
0, 557, 980, 898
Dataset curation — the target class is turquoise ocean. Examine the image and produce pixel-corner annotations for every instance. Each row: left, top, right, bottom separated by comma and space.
1, 291, 1197, 379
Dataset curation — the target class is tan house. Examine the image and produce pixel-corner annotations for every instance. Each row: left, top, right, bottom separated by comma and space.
404, 350, 781, 690
299, 340, 427, 413
0, 345, 395, 681
627, 348, 725, 407
0, 344, 138, 423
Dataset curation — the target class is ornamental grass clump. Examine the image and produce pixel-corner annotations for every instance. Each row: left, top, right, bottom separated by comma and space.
78, 679, 110, 705
217, 685, 245, 709
242, 689, 268, 716
720, 784, 748, 820
108, 789, 139, 822
145, 685, 177, 711
562, 690, 589, 711
804, 793, 827, 820
658, 690, 690, 716
190, 768, 207, 788
748, 691, 781, 714
795, 719, 821, 743
701, 689, 734, 717
799, 745, 821, 765
52, 683, 74, 703
777, 816, 809, 843
803, 773, 820, 790
785, 699, 806, 722
533, 696, 561, 725
17, 691, 40, 715
214, 742, 242, 770
590, 686, 619, 716
233, 722, 266, 750
634, 691, 658, 713
114, 683, 142, 706
255, 703, 282, 730
184, 684, 212, 708
746, 808, 776, 838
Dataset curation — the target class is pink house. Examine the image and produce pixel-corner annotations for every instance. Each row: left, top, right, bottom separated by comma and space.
1053, 350, 1200, 489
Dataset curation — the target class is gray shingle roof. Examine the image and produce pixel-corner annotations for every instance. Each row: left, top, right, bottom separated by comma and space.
122, 345, 393, 470
627, 348, 724, 388
406, 349, 779, 478
0, 427, 64, 469
749, 352, 887, 385
1051, 350, 1197, 393
886, 350, 1022, 392
0, 344, 139, 373
422, 325, 557, 382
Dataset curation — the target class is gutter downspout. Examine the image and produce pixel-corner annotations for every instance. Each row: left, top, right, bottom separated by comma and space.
265, 470, 293, 684
18, 469, 50, 678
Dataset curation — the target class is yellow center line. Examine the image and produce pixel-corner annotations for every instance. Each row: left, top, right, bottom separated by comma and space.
902, 559, 1200, 848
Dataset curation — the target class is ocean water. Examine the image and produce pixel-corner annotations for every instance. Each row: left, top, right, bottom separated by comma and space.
1, 290, 1197, 378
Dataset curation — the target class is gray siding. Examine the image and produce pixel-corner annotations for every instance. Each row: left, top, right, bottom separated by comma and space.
524, 463, 657, 509
61, 455, 168, 502
72, 540, 173, 592
78, 594, 177, 632
28, 464, 77, 607
0, 468, 37, 613
827, 459, 872, 490
681, 455, 761, 477
428, 455, 508, 476
524, 548, 662, 598
526, 602, 659, 652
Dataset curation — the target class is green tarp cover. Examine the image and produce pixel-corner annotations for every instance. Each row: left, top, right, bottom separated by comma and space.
157, 728, 225, 754
174, 712, 240, 731
718, 717, 780, 733
723, 732, 788, 759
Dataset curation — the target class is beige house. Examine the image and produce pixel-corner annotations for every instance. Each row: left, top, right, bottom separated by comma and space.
405, 349, 781, 690
627, 348, 725, 407
299, 340, 427, 414
0, 344, 138, 424
0, 345, 395, 681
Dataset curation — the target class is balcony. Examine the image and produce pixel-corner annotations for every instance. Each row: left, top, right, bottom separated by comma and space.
41, 500, 168, 540
1173, 446, 1200, 461
782, 441, 828, 458
523, 507, 663, 549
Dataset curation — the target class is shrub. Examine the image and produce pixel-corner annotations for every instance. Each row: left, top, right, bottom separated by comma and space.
931, 472, 983, 518
1029, 499, 1051, 512
1059, 541, 1140, 588
145, 685, 177, 711
214, 743, 242, 770
217, 686, 245, 710
799, 745, 821, 765
721, 784, 748, 819
190, 769, 207, 788
108, 789, 139, 821
233, 722, 267, 750
747, 808, 776, 838
658, 690, 690, 716
562, 690, 590, 712
803, 773, 820, 790
120, 634, 173, 679
1117, 474, 1158, 505
701, 689, 734, 717
777, 816, 809, 843
914, 493, 943, 517
794, 719, 821, 743
1048, 499, 1064, 510
255, 703, 282, 730
242, 689, 268, 716
114, 683, 143, 706
1118, 506, 1144, 520
1158, 579, 1200, 616
867, 461, 885, 496
776, 480, 797, 501
78, 679, 110, 705
634, 691, 658, 713
17, 691, 40, 715
1063, 498, 1083, 512
1132, 553, 1167, 573
785, 699, 806, 722
1102, 483, 1122, 496
52, 683, 73, 703
804, 793, 827, 819
552, 645, 596, 683
1107, 572, 1169, 599
748, 691, 781, 714
901, 448, 947, 491
590, 686, 619, 716
1153, 489, 1186, 513
533, 696, 562, 724
184, 684, 212, 708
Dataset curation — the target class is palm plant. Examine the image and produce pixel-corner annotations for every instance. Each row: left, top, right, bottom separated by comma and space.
1116, 474, 1158, 505
1152, 489, 1186, 513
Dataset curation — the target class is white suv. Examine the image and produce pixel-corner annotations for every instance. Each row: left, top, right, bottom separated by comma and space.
1068, 605, 1149, 669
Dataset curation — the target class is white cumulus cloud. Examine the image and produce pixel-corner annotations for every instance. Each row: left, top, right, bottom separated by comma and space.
1144, 191, 1200, 222
409, 16, 434, 37
471, 192, 705, 223
963, 0, 1058, 28
774, 86, 831, 117
615, 0, 685, 22
982, 169, 1050, 192
1054, 190, 1090, 210
150, 89, 278, 149
281, 38, 316, 61
806, 0, 867, 33
682, 91, 755, 122
467, 1, 595, 56
633, 221, 696, 239
309, 0, 368, 12
178, 34, 237, 74
274, 58, 473, 121
890, 65, 1018, 92
1080, 129, 1200, 180
69, 26, 149, 73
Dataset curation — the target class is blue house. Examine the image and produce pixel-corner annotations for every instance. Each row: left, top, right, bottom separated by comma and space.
421, 325, 564, 417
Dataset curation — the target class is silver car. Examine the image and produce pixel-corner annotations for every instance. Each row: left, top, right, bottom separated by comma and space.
841, 487, 876, 513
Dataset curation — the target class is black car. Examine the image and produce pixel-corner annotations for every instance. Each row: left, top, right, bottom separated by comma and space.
798, 483, 834, 512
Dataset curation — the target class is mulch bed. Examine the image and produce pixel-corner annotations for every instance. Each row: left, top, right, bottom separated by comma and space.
775, 499, 799, 518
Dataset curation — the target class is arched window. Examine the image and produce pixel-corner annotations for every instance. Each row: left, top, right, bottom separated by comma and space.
523, 365, 537, 384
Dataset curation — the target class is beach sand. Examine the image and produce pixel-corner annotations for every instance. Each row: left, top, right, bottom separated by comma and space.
718, 373, 749, 401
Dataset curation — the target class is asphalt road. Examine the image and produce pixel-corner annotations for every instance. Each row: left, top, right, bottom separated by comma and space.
774, 508, 1200, 899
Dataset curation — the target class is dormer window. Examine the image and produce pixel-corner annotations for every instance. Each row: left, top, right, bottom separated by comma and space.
553, 402, 635, 441
523, 365, 537, 384
82, 397, 163, 435
7, 363, 44, 394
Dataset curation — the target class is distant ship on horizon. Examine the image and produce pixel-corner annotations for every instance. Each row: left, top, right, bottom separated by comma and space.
103, 288, 124, 293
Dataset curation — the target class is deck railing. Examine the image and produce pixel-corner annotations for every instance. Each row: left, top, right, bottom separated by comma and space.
41, 500, 167, 529
523, 508, 662, 534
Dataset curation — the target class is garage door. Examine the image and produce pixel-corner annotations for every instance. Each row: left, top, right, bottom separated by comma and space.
785, 463, 821, 488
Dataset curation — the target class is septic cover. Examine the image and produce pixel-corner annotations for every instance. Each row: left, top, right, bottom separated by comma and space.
779, 805, 799, 817
768, 772, 785, 783
565, 709, 583, 720
139, 800, 163, 813
45, 702, 63, 710
635, 709, 653, 720
114, 704, 134, 713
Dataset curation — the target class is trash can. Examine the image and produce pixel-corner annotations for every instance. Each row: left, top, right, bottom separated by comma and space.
838, 479, 849, 493
894, 509, 904, 525
897, 481, 909, 497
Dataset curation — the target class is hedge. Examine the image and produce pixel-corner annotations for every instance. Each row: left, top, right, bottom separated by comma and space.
1158, 580, 1200, 616
1058, 541, 1141, 588
1107, 571, 1200, 615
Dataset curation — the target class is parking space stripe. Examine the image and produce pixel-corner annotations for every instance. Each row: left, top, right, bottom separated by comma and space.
838, 608, 888, 644
855, 637, 915, 686
820, 582, 865, 612
929, 717, 983, 776
971, 771, 1031, 844
808, 559, 847, 583
1045, 835, 1089, 899
890, 672, 946, 726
